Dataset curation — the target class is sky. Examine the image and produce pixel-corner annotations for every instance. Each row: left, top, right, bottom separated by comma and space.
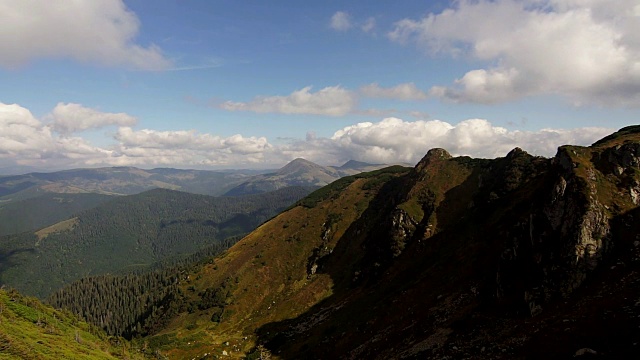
1, 0, 639, 174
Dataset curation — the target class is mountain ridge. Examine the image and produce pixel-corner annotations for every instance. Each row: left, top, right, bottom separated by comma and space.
139, 126, 640, 359
224, 158, 393, 196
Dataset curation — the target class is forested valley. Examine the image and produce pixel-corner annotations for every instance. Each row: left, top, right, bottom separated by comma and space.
0, 186, 313, 298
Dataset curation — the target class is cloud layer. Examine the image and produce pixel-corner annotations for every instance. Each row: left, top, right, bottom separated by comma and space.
389, 0, 640, 106
0, 0, 171, 70
0, 102, 614, 172
219, 86, 357, 116
49, 103, 138, 134
360, 83, 428, 101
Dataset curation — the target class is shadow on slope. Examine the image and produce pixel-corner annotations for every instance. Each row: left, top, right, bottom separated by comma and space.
252, 150, 637, 359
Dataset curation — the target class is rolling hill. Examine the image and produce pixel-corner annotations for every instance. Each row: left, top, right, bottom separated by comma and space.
0, 186, 312, 298
0, 193, 113, 237
224, 158, 390, 196
128, 126, 640, 359
0, 166, 263, 203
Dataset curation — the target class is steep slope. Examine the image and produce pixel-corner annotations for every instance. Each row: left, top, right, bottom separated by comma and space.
0, 187, 311, 298
0, 288, 146, 359
224, 158, 390, 196
142, 126, 640, 359
143, 166, 411, 358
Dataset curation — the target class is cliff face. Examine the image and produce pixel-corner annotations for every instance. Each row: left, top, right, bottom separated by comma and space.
150, 126, 640, 359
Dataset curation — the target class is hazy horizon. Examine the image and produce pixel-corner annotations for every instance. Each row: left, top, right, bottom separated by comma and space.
1, 1, 637, 172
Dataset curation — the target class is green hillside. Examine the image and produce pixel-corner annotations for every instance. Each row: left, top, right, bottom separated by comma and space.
0, 193, 113, 237
0, 186, 312, 298
0, 288, 146, 359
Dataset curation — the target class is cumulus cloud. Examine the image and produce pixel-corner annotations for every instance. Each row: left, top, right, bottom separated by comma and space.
112, 128, 272, 167
0, 103, 55, 157
0, 102, 112, 168
326, 118, 613, 163
360, 83, 428, 100
330, 11, 352, 31
0, 102, 614, 172
388, 0, 640, 106
269, 118, 612, 166
0, 0, 171, 70
219, 86, 357, 116
49, 103, 137, 134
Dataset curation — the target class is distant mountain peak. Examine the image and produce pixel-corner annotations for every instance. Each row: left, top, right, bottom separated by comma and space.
339, 159, 375, 169
277, 158, 323, 175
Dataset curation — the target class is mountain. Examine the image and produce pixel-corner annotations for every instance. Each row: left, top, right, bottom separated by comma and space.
134, 126, 640, 359
0, 186, 312, 298
224, 158, 391, 196
0, 288, 146, 359
0, 193, 113, 236
0, 166, 264, 203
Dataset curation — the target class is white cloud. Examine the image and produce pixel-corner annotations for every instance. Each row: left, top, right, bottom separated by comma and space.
0, 102, 614, 172
219, 86, 357, 116
0, 102, 111, 167
0, 0, 171, 70
388, 0, 640, 106
360, 83, 428, 100
111, 128, 271, 167
49, 103, 137, 134
0, 103, 55, 156
323, 118, 611, 164
330, 11, 352, 31
361, 17, 376, 33
115, 128, 269, 154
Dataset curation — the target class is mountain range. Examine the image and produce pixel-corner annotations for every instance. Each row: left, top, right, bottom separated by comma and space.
2, 126, 640, 359
223, 158, 390, 196
137, 125, 640, 359
0, 159, 387, 201
0, 159, 387, 237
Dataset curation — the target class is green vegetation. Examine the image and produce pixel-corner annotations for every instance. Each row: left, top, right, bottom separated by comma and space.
0, 193, 112, 237
591, 125, 640, 147
0, 288, 146, 359
297, 165, 410, 208
0, 186, 311, 298
47, 238, 239, 339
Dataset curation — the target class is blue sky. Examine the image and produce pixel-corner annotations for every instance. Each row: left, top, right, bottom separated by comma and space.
1, 0, 639, 173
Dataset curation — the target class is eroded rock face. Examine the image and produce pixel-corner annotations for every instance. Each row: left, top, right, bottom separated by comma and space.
388, 209, 418, 257
500, 139, 640, 316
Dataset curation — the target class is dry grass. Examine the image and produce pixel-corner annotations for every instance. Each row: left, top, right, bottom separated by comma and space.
35, 217, 78, 242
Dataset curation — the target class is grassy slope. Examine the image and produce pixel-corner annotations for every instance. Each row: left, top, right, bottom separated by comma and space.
0, 288, 146, 360
144, 167, 411, 359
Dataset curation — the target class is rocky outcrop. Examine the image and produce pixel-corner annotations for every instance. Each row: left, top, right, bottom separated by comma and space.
496, 139, 640, 317
388, 209, 418, 257
413, 148, 452, 176
240, 127, 640, 359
